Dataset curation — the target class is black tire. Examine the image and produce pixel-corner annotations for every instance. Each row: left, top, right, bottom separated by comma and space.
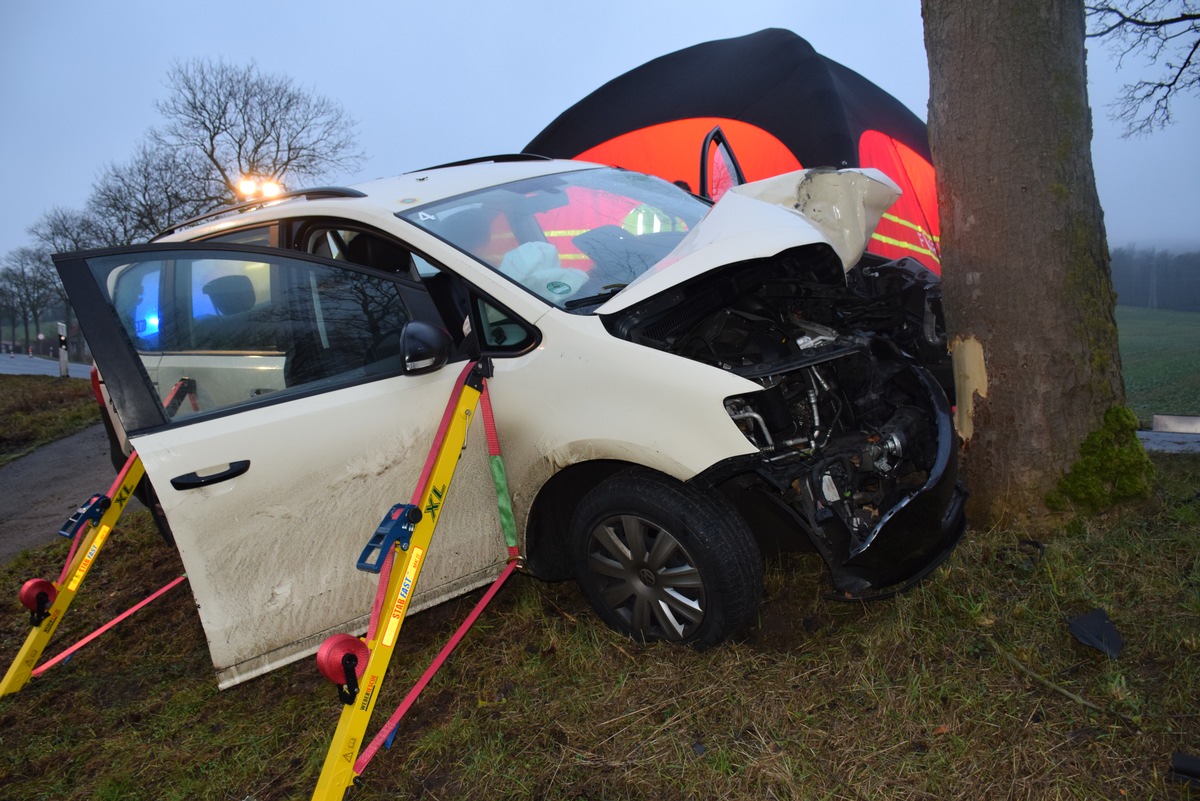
569, 469, 763, 648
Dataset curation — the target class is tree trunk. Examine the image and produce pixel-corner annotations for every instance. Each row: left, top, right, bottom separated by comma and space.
921, 0, 1125, 524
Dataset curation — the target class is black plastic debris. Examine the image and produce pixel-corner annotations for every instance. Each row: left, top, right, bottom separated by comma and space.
1066, 608, 1124, 659
1168, 751, 1200, 787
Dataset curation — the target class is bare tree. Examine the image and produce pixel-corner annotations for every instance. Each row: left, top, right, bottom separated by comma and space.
153, 59, 362, 207
88, 142, 212, 244
1, 247, 58, 355
921, 0, 1149, 525
27, 208, 105, 344
28, 207, 107, 253
1086, 1, 1200, 134
20, 60, 362, 259
0, 273, 19, 352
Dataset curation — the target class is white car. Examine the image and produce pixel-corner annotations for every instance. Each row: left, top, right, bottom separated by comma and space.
56, 156, 966, 688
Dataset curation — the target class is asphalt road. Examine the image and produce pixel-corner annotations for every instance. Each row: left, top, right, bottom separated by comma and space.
0, 352, 92, 379
0, 355, 137, 565
0, 423, 131, 566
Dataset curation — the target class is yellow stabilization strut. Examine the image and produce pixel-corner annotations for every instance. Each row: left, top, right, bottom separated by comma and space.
0, 453, 145, 697
311, 365, 483, 799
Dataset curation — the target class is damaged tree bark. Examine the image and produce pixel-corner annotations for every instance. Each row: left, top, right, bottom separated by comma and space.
921, 0, 1129, 524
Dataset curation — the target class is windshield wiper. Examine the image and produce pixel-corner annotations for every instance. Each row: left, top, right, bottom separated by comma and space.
563, 284, 627, 310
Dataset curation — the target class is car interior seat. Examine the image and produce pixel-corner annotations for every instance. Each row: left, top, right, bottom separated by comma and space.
203, 274, 256, 315
425, 210, 503, 344
193, 275, 276, 350
345, 233, 414, 273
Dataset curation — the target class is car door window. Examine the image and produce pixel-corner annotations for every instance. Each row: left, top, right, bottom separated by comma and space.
299, 225, 415, 275
291, 220, 538, 354
292, 221, 525, 351
477, 297, 536, 352
85, 247, 411, 426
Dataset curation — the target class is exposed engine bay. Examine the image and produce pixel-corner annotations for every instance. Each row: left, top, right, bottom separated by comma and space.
604, 246, 967, 597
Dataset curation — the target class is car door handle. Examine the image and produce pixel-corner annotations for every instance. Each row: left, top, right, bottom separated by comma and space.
170, 460, 251, 490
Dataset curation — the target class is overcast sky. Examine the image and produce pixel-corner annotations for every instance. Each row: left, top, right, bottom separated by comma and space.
2, 0, 1197, 257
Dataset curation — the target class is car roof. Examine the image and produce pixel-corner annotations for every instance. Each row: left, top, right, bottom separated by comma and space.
158, 156, 601, 241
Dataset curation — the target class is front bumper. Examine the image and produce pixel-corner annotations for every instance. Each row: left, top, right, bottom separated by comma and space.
702, 361, 968, 599
813, 364, 967, 597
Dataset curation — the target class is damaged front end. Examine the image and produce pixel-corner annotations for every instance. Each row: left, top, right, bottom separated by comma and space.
606, 246, 967, 598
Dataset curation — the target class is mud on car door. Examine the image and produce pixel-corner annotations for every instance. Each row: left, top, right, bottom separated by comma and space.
54, 244, 510, 687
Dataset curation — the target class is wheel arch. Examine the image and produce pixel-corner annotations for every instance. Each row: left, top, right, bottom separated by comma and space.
522, 458, 644, 581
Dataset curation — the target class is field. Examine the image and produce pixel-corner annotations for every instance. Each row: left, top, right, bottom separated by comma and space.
1, 465, 1197, 799
1116, 306, 1200, 426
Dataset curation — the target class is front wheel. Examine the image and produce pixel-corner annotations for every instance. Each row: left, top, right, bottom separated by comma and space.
569, 469, 763, 648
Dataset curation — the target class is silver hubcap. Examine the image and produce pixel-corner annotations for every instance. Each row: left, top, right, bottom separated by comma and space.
586, 514, 705, 640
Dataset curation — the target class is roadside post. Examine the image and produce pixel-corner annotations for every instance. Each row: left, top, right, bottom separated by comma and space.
57, 322, 68, 378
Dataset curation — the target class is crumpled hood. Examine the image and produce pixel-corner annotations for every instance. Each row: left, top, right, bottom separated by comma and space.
597, 167, 901, 315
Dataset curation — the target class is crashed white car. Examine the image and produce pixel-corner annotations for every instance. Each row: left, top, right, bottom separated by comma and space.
56, 156, 966, 688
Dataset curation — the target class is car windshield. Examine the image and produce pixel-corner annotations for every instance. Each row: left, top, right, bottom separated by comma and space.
398, 167, 709, 311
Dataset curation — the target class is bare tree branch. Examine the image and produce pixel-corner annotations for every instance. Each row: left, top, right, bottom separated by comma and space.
152, 59, 362, 203
15, 58, 363, 267
1, 247, 60, 352
88, 143, 214, 244
28, 207, 106, 252
1086, 1, 1200, 134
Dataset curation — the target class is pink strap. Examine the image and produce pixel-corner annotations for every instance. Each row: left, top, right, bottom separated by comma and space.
58, 527, 86, 586
355, 559, 518, 774
409, 361, 478, 507
479, 378, 501, 455
32, 575, 188, 677
480, 382, 521, 561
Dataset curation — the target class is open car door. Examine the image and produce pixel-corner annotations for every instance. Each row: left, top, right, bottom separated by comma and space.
55, 244, 507, 688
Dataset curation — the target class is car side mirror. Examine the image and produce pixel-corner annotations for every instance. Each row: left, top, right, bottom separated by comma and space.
364, 321, 453, 377
399, 321, 453, 375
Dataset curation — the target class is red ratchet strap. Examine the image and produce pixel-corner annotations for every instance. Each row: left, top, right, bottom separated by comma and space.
365, 361, 477, 642
59, 532, 85, 586
31, 575, 188, 677
354, 558, 519, 774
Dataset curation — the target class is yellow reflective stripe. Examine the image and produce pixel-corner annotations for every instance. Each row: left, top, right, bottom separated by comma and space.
881, 213, 940, 243
871, 232, 942, 263
557, 253, 589, 261
544, 229, 589, 237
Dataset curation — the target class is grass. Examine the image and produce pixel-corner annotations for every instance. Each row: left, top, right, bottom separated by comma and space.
1116, 306, 1200, 426
1, 454, 1197, 799
0, 375, 100, 466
